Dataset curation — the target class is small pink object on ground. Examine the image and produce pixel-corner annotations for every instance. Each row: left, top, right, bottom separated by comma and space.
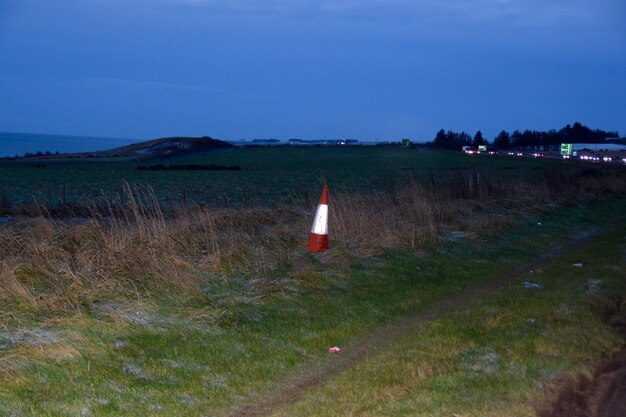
328, 346, 341, 354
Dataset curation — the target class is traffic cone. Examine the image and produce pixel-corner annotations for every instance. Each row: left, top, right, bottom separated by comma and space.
307, 184, 329, 253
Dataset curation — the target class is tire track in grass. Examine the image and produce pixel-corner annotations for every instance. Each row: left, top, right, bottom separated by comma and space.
227, 226, 606, 417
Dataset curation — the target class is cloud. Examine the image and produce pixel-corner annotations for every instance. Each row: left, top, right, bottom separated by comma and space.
150, 0, 589, 17
14, 0, 624, 45
85, 77, 275, 101
96, 0, 619, 35
66, 0, 620, 29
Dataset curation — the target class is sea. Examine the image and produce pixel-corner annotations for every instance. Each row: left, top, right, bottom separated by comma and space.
0, 132, 139, 157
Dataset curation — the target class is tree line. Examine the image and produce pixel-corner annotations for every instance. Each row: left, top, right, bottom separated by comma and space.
428, 122, 620, 151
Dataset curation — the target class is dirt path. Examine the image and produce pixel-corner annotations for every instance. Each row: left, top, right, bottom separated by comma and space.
227, 227, 606, 417
536, 347, 626, 417
536, 296, 626, 417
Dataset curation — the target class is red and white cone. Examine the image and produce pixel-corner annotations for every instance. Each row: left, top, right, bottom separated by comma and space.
307, 184, 329, 253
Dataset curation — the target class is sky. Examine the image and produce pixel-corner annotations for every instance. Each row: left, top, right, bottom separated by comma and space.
1, 0, 625, 142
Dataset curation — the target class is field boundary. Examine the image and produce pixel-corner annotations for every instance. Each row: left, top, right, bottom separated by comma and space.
227, 225, 607, 417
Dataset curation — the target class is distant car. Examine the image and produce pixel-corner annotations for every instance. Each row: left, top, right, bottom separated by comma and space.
602, 156, 612, 162
462, 146, 476, 154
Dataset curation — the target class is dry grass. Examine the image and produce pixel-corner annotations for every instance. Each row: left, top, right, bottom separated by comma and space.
0, 168, 624, 314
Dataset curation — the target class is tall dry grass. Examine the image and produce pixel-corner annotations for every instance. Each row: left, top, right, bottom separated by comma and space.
0, 168, 624, 313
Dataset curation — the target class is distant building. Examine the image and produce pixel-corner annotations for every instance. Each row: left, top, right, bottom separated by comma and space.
287, 139, 360, 146
572, 143, 626, 151
252, 139, 281, 145
608, 137, 626, 145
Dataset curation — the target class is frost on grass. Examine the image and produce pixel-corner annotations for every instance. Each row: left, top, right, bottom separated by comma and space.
91, 301, 224, 335
459, 347, 499, 374
177, 392, 200, 406
585, 278, 602, 293
138, 392, 164, 412
556, 303, 572, 316
158, 358, 184, 369
522, 281, 544, 290
157, 358, 210, 372
103, 380, 128, 394
122, 361, 149, 380
202, 374, 229, 389
113, 340, 127, 349
439, 230, 471, 242
0, 328, 67, 350
166, 374, 180, 385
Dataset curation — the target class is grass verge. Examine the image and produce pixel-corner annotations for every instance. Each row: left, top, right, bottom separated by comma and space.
268, 215, 626, 416
0, 197, 624, 416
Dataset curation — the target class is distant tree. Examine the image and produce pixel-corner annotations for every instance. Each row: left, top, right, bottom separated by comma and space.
511, 130, 523, 149
431, 123, 619, 151
493, 130, 510, 149
543, 129, 560, 150
433, 129, 448, 148
558, 122, 619, 143
522, 130, 536, 149
472, 131, 485, 147
459, 131, 472, 147
431, 129, 469, 150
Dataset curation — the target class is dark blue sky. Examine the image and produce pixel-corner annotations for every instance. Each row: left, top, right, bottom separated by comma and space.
1, 0, 625, 141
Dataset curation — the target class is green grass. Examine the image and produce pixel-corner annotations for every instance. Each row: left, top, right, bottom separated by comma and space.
0, 196, 624, 416
269, 216, 626, 417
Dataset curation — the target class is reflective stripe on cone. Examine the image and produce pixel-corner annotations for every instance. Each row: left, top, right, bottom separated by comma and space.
307, 184, 329, 253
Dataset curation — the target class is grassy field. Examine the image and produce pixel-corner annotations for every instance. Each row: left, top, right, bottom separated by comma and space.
269, 219, 626, 417
0, 146, 609, 209
0, 198, 624, 416
0, 147, 625, 416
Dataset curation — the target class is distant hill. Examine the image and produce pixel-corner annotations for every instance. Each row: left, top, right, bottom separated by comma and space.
7, 136, 233, 161
95, 136, 233, 159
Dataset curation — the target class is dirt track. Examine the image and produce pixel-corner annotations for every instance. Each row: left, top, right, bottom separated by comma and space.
537, 297, 626, 417
227, 227, 614, 417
